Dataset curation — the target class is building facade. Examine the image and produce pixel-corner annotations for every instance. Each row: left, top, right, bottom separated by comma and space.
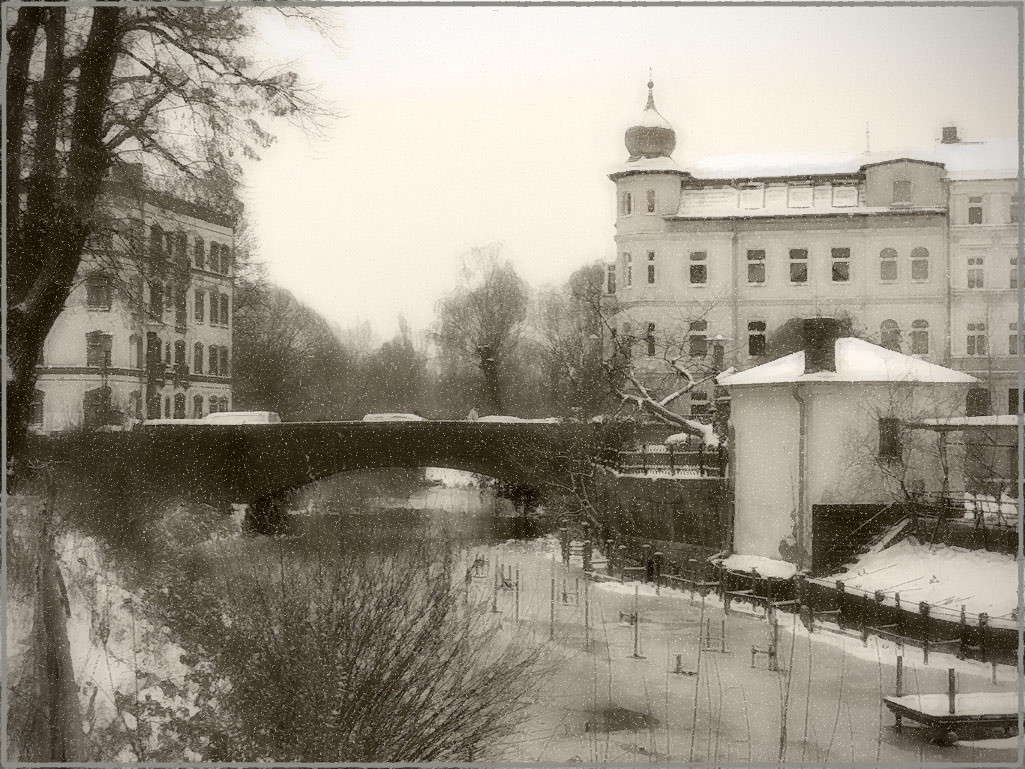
31, 167, 235, 434
607, 81, 1020, 419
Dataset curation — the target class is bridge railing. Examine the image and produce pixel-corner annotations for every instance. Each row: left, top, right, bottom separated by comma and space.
616, 444, 727, 479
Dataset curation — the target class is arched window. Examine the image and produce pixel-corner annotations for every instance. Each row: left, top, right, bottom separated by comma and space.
880, 248, 898, 282
29, 390, 44, 426
194, 236, 205, 269
910, 320, 929, 355
194, 342, 204, 373
220, 295, 229, 327
208, 395, 220, 414
150, 223, 163, 257
193, 395, 204, 418
163, 396, 171, 418
129, 335, 142, 368
173, 393, 186, 419
880, 320, 901, 351
219, 347, 229, 377
911, 247, 929, 281
209, 346, 219, 376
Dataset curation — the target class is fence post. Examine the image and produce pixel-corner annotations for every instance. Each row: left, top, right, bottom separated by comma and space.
947, 668, 957, 715
605, 539, 615, 575
835, 580, 845, 628
560, 527, 569, 564
653, 551, 663, 596
582, 540, 592, 572
668, 444, 675, 473
641, 445, 648, 475
617, 545, 627, 582
642, 543, 652, 583
861, 593, 870, 645
978, 613, 989, 663
958, 605, 967, 660
920, 602, 931, 665
894, 655, 904, 733
698, 446, 705, 477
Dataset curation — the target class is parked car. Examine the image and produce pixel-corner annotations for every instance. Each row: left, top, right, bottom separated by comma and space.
361, 413, 426, 422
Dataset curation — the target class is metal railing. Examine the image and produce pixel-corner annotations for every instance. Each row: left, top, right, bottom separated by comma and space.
616, 444, 727, 478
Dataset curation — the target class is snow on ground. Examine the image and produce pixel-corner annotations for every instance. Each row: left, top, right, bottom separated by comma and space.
818, 538, 1020, 623
957, 735, 1022, 749
718, 553, 798, 579
423, 467, 479, 487
885, 692, 1019, 717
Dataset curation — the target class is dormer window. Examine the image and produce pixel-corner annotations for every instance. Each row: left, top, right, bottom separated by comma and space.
893, 180, 912, 204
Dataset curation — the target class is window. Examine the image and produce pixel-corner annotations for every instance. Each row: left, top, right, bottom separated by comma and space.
880, 320, 901, 351
85, 331, 112, 368
910, 320, 929, 355
164, 281, 174, 314
150, 224, 163, 257
175, 232, 189, 269
968, 196, 983, 224
1011, 256, 1018, 290
623, 254, 632, 287
689, 251, 707, 284
131, 391, 142, 420
967, 322, 987, 356
646, 189, 656, 214
620, 323, 632, 360
645, 323, 656, 356
29, 390, 44, 426
193, 395, 204, 418
209, 346, 220, 376
209, 396, 221, 414
164, 341, 172, 364
1011, 195, 1021, 224
1009, 323, 1019, 356
174, 393, 186, 419
175, 287, 187, 327
966, 388, 991, 417
967, 255, 984, 288
209, 292, 220, 325
219, 347, 229, 377
1008, 388, 1020, 416
689, 320, 708, 357
129, 334, 142, 368
647, 252, 656, 285
606, 265, 616, 294
207, 243, 218, 272
893, 180, 912, 204
747, 249, 765, 284
831, 248, 850, 282
194, 342, 204, 373
221, 248, 231, 275
195, 289, 205, 323
620, 192, 633, 216
86, 275, 112, 310
164, 396, 171, 419
789, 248, 808, 283
174, 340, 186, 366
194, 236, 205, 269
878, 417, 901, 459
747, 320, 766, 356
220, 295, 230, 327
690, 389, 710, 416
910, 247, 929, 281
880, 248, 897, 281
164, 231, 175, 258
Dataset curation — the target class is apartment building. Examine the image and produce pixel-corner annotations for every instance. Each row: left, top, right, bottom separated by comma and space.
607, 81, 1020, 417
30, 165, 235, 433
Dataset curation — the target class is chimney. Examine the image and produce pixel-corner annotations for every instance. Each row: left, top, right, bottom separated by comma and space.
941, 125, 960, 144
803, 317, 841, 374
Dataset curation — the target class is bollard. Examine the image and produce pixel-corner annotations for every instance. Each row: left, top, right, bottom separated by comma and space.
948, 668, 956, 715
920, 602, 931, 665
583, 540, 592, 573
894, 655, 903, 733
653, 551, 663, 596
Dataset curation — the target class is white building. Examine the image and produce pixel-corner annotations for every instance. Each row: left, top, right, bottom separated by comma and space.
606, 81, 1020, 419
718, 317, 975, 571
31, 166, 235, 433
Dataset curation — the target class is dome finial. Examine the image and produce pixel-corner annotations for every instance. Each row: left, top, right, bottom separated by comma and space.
646, 69, 655, 109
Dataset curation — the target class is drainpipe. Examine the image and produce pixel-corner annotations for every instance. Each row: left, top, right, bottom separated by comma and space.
791, 384, 809, 571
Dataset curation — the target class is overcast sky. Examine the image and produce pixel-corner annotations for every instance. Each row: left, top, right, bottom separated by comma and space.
240, 4, 1020, 341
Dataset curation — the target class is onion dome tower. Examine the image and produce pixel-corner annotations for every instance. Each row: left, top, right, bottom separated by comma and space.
624, 79, 677, 161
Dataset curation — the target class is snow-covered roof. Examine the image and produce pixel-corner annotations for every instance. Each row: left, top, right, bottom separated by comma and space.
908, 414, 1021, 430
669, 203, 945, 221
680, 137, 1018, 181
717, 337, 978, 387
717, 554, 798, 579
608, 155, 688, 179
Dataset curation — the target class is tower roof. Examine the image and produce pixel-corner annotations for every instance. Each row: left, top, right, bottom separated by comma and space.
624, 79, 677, 161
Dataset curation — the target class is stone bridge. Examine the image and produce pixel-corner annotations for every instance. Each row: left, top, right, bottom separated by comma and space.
30, 420, 627, 531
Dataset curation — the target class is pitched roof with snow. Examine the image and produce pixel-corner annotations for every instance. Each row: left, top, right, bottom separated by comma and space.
608, 154, 689, 180
717, 337, 978, 387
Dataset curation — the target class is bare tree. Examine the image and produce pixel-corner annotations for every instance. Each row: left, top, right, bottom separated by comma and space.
434, 245, 529, 414
5, 3, 327, 466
